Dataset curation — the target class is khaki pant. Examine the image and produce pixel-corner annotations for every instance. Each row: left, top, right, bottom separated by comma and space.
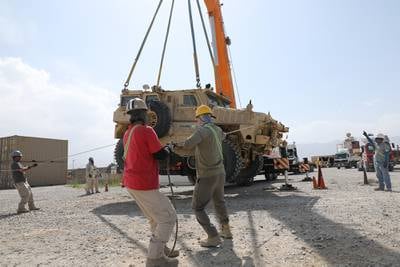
85, 177, 99, 193
15, 182, 36, 211
192, 173, 229, 237
127, 188, 177, 259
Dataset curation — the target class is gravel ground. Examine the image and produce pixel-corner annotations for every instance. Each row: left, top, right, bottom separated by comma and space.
1, 168, 400, 266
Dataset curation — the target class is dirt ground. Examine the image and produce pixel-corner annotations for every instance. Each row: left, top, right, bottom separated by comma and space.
1, 168, 400, 267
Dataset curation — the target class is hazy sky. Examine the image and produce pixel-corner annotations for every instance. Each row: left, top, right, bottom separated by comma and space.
1, 0, 399, 167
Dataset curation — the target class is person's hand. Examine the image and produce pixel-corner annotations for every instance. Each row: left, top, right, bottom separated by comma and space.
32, 163, 38, 167
362, 131, 368, 136
166, 143, 175, 152
384, 161, 389, 169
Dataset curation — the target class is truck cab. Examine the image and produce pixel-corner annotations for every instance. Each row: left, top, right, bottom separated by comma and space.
334, 150, 350, 169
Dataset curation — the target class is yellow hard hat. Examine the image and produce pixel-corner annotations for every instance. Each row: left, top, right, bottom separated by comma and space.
195, 105, 213, 118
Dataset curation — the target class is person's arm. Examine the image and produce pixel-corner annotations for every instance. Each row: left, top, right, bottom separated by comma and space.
153, 147, 170, 160
384, 144, 390, 168
144, 127, 167, 160
12, 163, 34, 173
182, 128, 206, 150
363, 131, 375, 148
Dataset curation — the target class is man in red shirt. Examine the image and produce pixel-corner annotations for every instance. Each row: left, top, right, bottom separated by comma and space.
123, 98, 178, 267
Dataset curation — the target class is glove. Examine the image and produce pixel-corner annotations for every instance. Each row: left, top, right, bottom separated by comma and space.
166, 143, 176, 153
32, 163, 38, 167
362, 131, 368, 137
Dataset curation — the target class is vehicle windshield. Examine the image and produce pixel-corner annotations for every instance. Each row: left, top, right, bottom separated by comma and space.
335, 153, 348, 159
120, 95, 138, 107
207, 93, 230, 108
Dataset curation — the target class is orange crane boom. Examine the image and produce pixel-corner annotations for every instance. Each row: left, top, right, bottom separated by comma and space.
204, 0, 236, 108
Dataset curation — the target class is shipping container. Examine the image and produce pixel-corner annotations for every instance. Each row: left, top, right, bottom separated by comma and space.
0, 135, 68, 189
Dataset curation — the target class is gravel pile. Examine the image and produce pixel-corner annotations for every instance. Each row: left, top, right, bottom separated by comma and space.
1, 168, 400, 266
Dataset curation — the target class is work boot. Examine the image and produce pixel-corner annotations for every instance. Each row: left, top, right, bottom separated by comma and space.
199, 235, 222, 248
374, 187, 384, 191
220, 224, 233, 239
164, 246, 179, 258
386, 188, 392, 192
145, 256, 178, 267
17, 209, 29, 214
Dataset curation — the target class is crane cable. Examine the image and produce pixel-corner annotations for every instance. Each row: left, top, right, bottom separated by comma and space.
156, 0, 175, 88
227, 45, 242, 108
188, 0, 201, 88
123, 0, 164, 89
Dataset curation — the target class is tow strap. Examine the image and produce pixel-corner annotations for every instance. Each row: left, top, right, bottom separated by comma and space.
123, 125, 139, 161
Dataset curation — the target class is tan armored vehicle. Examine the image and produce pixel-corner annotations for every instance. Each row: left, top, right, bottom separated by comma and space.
113, 0, 288, 185
113, 86, 288, 185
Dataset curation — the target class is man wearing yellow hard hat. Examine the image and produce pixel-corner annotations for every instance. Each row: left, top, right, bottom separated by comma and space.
179, 104, 232, 247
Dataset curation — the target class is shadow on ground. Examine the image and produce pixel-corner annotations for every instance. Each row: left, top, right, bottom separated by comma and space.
92, 179, 400, 266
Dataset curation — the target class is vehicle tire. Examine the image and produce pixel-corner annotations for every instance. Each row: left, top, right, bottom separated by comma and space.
114, 139, 124, 173
236, 155, 263, 186
148, 100, 171, 138
222, 139, 242, 184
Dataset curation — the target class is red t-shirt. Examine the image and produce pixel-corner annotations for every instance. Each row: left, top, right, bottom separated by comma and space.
122, 125, 163, 190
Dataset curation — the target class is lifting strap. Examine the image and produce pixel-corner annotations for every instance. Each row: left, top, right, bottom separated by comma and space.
123, 0, 164, 89
123, 125, 139, 161
188, 0, 201, 88
156, 0, 175, 87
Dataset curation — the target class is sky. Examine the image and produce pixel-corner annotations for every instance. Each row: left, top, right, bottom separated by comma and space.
1, 0, 399, 167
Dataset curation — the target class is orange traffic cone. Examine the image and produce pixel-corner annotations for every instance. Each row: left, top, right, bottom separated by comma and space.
312, 176, 318, 189
317, 165, 327, 189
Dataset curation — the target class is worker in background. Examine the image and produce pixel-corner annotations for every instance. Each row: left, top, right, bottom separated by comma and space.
94, 168, 101, 194
85, 157, 98, 194
123, 98, 178, 267
179, 105, 232, 248
10, 150, 40, 213
363, 131, 392, 191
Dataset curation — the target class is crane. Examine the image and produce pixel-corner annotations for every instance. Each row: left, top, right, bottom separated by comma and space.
204, 0, 236, 108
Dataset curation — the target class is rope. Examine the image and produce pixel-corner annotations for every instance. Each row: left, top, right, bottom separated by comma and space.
156, 0, 175, 87
123, 0, 164, 89
0, 143, 117, 172
166, 154, 178, 257
188, 0, 201, 88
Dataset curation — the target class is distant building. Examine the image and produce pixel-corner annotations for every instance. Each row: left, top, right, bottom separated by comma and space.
0, 135, 68, 189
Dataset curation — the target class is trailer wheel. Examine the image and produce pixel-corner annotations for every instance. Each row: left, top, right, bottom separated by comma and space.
236, 155, 263, 186
114, 139, 124, 173
222, 140, 242, 183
